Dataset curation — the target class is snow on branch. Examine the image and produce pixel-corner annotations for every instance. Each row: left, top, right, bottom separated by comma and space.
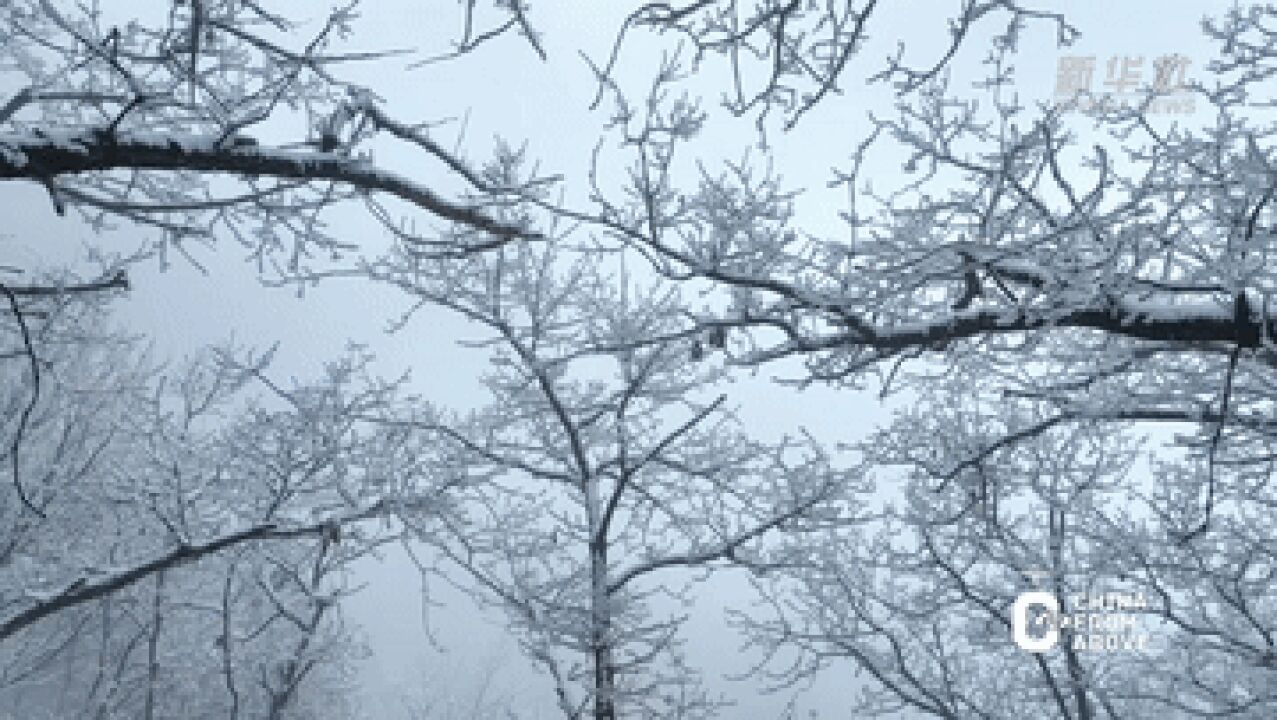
0, 130, 539, 244
0, 500, 390, 642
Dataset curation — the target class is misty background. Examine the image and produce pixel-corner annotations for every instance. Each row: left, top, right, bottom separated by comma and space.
1, 2, 1215, 716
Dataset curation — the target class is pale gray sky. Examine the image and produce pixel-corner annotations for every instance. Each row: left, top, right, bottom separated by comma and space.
2, 2, 1221, 717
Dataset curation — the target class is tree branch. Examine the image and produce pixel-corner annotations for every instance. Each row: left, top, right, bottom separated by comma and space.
0, 131, 539, 244
6, 270, 130, 297
0, 501, 389, 642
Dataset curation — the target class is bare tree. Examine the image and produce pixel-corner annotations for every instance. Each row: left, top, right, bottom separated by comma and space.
15, 1, 1277, 718
0, 278, 451, 717
732, 367, 1277, 717
0, 0, 1073, 273
354, 241, 853, 719
570, 4, 1277, 717
0, 0, 547, 273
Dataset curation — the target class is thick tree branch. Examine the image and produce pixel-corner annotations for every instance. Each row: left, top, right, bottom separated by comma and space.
0, 131, 538, 244
766, 299, 1268, 360
7, 270, 130, 297
0, 501, 389, 642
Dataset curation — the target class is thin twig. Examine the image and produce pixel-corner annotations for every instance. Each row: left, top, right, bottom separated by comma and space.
0, 281, 45, 517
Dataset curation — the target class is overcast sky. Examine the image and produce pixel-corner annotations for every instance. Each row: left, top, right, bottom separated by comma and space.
2, 2, 1222, 717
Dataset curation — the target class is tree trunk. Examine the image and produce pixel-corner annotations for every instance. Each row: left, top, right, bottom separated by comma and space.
590, 538, 616, 720
143, 571, 166, 720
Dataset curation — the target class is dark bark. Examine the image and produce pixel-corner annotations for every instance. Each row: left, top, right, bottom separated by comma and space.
0, 502, 385, 642
0, 130, 536, 242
